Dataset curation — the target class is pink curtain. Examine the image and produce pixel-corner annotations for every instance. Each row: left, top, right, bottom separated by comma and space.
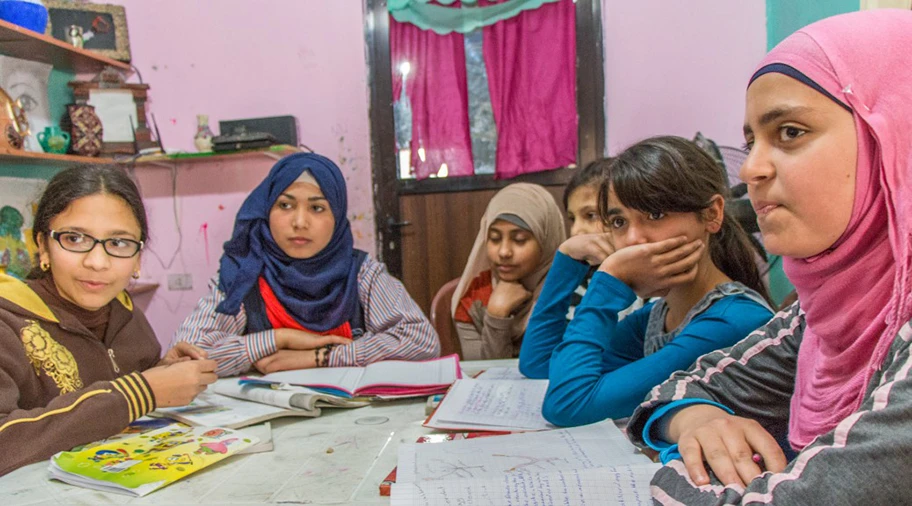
482, 0, 578, 179
390, 15, 475, 179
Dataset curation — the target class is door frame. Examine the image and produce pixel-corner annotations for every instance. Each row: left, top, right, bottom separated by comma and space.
364, 0, 605, 278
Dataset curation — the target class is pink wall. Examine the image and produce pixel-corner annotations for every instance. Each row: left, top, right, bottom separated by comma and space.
113, 0, 767, 348
603, 0, 767, 153
110, 1, 374, 347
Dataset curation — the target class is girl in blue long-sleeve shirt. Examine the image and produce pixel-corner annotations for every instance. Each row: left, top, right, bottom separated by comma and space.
519, 136, 774, 426
559, 159, 644, 324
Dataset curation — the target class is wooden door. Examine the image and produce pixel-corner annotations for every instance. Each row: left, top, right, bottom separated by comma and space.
364, 0, 604, 315
399, 186, 566, 315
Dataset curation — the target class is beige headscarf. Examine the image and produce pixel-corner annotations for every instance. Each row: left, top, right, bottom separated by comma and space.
451, 183, 567, 334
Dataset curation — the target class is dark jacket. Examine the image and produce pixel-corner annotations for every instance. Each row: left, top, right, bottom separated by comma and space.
0, 274, 159, 476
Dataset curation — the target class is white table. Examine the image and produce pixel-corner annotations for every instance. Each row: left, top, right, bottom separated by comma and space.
0, 360, 516, 505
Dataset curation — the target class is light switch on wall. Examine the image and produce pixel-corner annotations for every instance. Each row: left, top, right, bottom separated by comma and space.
167, 274, 193, 291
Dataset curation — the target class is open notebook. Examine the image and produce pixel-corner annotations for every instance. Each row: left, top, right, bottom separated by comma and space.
152, 378, 368, 429
425, 378, 556, 431
392, 420, 661, 506
244, 354, 461, 398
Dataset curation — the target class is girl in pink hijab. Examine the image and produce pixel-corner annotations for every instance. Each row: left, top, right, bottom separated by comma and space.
625, 9, 912, 504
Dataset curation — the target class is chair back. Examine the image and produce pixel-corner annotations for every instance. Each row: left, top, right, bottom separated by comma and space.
430, 278, 462, 358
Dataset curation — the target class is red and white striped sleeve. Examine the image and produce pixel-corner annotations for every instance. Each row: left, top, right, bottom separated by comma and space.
329, 256, 441, 366
173, 275, 277, 376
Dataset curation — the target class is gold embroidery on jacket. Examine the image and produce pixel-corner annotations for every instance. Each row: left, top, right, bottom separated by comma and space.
20, 320, 83, 394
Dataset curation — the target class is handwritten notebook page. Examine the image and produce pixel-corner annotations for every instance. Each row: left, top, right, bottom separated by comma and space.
398, 420, 652, 483
426, 378, 554, 430
390, 465, 661, 506
394, 421, 658, 506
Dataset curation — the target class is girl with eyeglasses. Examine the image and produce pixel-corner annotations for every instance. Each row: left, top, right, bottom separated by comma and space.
0, 165, 217, 476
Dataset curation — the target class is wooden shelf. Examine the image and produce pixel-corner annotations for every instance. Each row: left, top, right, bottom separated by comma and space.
133, 145, 301, 168
127, 282, 159, 296
0, 19, 131, 74
0, 148, 114, 166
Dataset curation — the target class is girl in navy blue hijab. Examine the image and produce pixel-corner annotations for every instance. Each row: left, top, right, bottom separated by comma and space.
217, 152, 361, 333
175, 153, 440, 374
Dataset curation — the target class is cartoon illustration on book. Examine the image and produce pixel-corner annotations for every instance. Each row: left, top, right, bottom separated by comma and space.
149, 453, 194, 471
90, 448, 129, 463
50, 424, 258, 497
196, 438, 239, 455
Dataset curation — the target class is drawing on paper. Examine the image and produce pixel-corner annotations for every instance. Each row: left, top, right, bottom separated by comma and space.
424, 458, 488, 480
0, 206, 32, 279
493, 453, 570, 473
0, 56, 53, 153
0, 178, 45, 279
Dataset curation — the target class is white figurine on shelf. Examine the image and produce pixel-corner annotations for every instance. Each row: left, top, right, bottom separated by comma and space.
66, 25, 84, 49
194, 114, 214, 152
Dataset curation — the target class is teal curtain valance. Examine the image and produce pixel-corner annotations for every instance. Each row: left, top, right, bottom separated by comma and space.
388, 0, 561, 34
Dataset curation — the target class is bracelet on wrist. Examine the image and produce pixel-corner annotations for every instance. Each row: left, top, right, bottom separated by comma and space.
315, 344, 336, 368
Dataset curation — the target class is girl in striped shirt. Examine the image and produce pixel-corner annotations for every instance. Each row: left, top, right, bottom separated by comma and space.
629, 10, 912, 504
175, 153, 439, 376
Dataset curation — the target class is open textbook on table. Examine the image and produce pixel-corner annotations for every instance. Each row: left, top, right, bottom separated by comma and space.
153, 378, 368, 428
243, 354, 461, 398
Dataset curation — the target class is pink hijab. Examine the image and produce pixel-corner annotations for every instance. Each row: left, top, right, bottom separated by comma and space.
748, 10, 912, 450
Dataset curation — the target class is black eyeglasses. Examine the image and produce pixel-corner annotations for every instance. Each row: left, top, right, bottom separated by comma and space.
49, 230, 144, 259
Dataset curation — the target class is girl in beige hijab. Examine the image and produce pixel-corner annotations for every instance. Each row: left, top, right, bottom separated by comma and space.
452, 183, 566, 359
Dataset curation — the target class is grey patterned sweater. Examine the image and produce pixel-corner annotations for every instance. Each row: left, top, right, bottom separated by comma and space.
628, 302, 912, 505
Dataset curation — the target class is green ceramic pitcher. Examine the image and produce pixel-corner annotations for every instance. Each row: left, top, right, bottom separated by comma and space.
37, 126, 70, 154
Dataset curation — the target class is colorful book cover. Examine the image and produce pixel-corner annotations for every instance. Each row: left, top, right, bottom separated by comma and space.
48, 424, 258, 497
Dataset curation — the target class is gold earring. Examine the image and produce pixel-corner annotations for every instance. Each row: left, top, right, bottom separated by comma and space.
132, 271, 141, 279
40, 261, 50, 272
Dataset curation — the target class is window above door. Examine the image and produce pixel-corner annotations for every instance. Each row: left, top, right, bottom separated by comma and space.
365, 0, 605, 195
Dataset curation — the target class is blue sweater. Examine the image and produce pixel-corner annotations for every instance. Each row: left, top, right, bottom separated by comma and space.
518, 251, 773, 426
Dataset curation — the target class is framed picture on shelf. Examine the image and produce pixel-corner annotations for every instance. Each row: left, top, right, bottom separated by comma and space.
43, 1, 131, 63
69, 69, 156, 155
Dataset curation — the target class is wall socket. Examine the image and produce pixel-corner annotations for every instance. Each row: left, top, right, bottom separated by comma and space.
167, 273, 193, 291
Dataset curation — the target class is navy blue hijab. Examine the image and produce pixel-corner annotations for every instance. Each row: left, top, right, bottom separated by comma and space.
215, 153, 360, 332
